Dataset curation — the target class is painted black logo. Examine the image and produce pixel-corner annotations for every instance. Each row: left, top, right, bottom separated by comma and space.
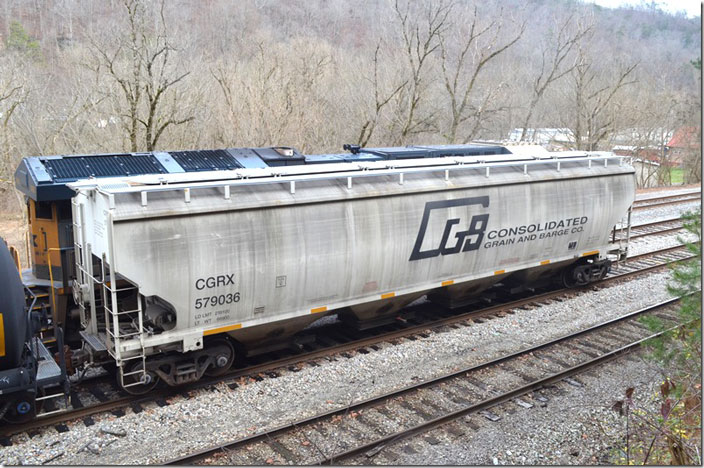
409, 196, 490, 261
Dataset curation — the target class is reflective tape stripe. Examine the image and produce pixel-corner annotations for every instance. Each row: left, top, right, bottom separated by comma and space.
494, 269, 505, 275
582, 250, 599, 257
311, 306, 327, 314
540, 260, 550, 265
381, 292, 395, 299
441, 280, 454, 287
0, 313, 4, 357
203, 323, 242, 336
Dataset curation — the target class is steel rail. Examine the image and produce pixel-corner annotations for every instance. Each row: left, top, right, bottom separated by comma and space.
320, 302, 684, 465
614, 217, 684, 241
627, 225, 684, 240
633, 191, 701, 204
164, 297, 681, 465
624, 216, 683, 229
625, 243, 696, 262
632, 195, 700, 210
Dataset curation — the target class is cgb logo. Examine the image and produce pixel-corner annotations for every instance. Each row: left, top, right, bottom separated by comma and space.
409, 196, 490, 261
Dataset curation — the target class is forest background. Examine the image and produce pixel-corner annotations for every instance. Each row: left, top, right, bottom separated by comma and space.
0, 0, 700, 215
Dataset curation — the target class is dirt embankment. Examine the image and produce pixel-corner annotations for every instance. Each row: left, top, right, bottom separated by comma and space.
0, 213, 29, 266
1, 185, 29, 264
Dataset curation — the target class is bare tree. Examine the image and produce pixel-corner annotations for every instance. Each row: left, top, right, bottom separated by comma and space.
0, 0, 698, 209
518, 13, 593, 141
569, 44, 638, 150
88, 0, 192, 152
355, 43, 408, 147
391, 0, 452, 144
211, 38, 333, 150
0, 58, 27, 186
681, 59, 701, 184
439, 6, 525, 143
0, 52, 30, 219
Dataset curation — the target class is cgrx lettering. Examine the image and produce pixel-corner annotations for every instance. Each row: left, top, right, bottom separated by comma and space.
195, 274, 235, 290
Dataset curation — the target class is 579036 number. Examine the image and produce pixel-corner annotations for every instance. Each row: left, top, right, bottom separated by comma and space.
194, 292, 240, 309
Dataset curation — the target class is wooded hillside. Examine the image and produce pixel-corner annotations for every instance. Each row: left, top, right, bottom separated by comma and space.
0, 0, 700, 206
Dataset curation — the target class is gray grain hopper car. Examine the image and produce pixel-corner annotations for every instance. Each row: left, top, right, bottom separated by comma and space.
64, 144, 634, 392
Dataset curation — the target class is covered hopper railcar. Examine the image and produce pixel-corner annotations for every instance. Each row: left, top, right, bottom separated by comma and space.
68, 145, 634, 393
6, 143, 634, 402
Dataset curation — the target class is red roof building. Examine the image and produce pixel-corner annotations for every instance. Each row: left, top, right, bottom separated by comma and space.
665, 126, 700, 166
667, 126, 700, 149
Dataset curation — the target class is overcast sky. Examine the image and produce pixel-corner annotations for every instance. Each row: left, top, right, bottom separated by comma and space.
587, 0, 701, 17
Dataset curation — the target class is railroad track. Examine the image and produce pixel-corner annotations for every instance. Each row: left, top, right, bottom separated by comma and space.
164, 298, 683, 465
614, 216, 684, 241
632, 191, 700, 210
0, 243, 696, 441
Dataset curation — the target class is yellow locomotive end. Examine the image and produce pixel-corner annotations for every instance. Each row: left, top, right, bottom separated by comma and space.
28, 199, 62, 280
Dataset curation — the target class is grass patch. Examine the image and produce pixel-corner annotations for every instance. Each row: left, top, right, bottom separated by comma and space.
670, 167, 684, 184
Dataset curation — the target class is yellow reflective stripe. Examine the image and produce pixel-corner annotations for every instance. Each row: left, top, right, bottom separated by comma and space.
381, 292, 395, 299
582, 250, 599, 257
494, 269, 505, 275
441, 280, 454, 287
0, 313, 4, 357
203, 323, 241, 336
540, 260, 551, 265
311, 306, 327, 314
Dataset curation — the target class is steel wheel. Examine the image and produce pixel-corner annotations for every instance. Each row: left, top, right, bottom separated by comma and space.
561, 268, 577, 288
2, 391, 37, 424
119, 360, 159, 395
204, 338, 235, 377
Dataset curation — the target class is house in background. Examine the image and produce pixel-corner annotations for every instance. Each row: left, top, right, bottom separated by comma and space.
611, 146, 663, 188
665, 126, 700, 168
507, 128, 574, 150
611, 145, 661, 161
632, 158, 661, 188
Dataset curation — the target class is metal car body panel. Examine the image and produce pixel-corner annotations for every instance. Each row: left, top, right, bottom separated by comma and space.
70, 153, 635, 357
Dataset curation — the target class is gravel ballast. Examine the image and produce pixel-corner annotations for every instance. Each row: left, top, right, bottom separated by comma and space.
386, 354, 668, 465
630, 200, 700, 225
627, 230, 698, 256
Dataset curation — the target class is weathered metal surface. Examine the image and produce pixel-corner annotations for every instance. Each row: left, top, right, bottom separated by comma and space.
71, 153, 635, 354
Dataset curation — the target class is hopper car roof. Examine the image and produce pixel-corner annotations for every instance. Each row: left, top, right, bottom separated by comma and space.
68, 151, 632, 227
14, 142, 607, 201
67, 150, 626, 202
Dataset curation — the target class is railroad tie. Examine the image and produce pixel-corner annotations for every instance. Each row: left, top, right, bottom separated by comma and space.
398, 400, 435, 421
444, 422, 466, 438
354, 413, 387, 436
69, 391, 84, 409
89, 386, 108, 402
539, 354, 572, 369
268, 440, 298, 464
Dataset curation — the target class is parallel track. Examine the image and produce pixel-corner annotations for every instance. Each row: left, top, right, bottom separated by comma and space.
614, 217, 684, 241
632, 191, 700, 210
0, 243, 694, 441
164, 298, 683, 465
